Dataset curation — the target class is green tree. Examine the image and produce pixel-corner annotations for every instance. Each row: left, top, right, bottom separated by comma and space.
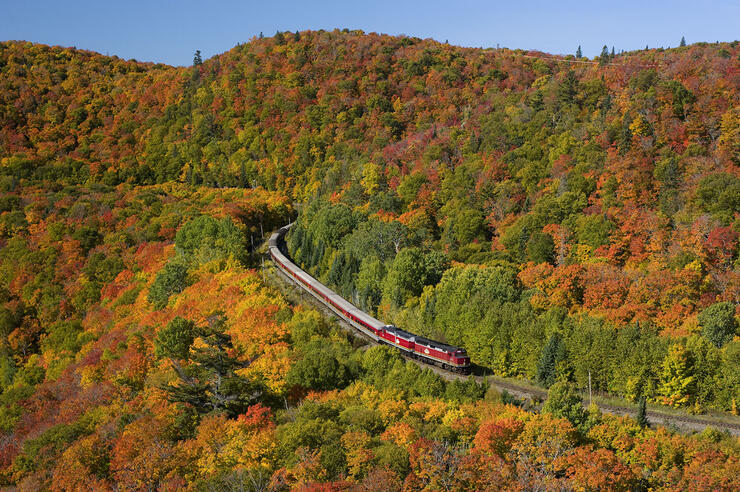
154, 317, 196, 360
396, 172, 427, 208
542, 381, 587, 431
355, 257, 385, 313
680, 36, 686, 47
40, 320, 85, 355
343, 218, 408, 263
686, 335, 722, 406
556, 72, 578, 108
156, 314, 259, 416
664, 79, 696, 119
327, 252, 359, 299
287, 343, 350, 391
423, 264, 521, 356
84, 252, 125, 286
0, 355, 16, 390
383, 247, 448, 307
72, 226, 101, 254
361, 345, 403, 385
574, 214, 614, 249
654, 156, 682, 216
526, 231, 555, 264
636, 396, 649, 428
599, 45, 610, 64
537, 333, 567, 388
313, 203, 358, 249
698, 302, 737, 348
412, 367, 446, 397
454, 208, 486, 244
500, 214, 542, 261
148, 257, 190, 309
575, 45, 582, 58
175, 215, 247, 264
0, 304, 21, 339
421, 250, 449, 286
193, 50, 203, 66
695, 173, 740, 224
444, 377, 486, 403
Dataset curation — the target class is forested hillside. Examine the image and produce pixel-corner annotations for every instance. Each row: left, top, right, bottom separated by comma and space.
0, 31, 739, 488
2, 33, 738, 332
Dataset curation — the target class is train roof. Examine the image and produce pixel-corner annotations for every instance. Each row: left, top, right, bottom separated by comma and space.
386, 326, 415, 340
354, 309, 385, 330
413, 336, 463, 353
274, 243, 386, 330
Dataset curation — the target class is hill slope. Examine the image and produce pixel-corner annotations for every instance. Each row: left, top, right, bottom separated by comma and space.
2, 33, 739, 321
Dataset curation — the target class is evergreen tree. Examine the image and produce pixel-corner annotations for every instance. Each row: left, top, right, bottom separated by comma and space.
155, 313, 260, 416
557, 70, 579, 106
618, 114, 633, 154
193, 50, 202, 66
155, 316, 196, 360
148, 257, 190, 309
636, 396, 649, 428
680, 36, 686, 47
526, 231, 555, 264
536, 333, 566, 388
186, 164, 194, 185
575, 45, 582, 58
239, 162, 248, 188
599, 45, 610, 65
611, 46, 615, 58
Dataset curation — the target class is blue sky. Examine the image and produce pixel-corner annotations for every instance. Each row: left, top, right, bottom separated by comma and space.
2, 1, 739, 66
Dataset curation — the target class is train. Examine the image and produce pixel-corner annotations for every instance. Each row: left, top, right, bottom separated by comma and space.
268, 224, 472, 373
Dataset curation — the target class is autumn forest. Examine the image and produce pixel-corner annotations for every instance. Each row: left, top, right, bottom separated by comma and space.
0, 30, 739, 489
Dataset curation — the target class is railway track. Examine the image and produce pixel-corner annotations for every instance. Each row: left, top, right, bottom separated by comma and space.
264, 240, 740, 437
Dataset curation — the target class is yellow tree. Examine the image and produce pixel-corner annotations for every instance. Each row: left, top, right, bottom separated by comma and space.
341, 430, 375, 480
181, 405, 277, 481
361, 163, 382, 196
659, 344, 696, 407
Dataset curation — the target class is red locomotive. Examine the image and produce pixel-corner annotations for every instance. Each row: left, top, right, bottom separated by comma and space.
268, 225, 472, 373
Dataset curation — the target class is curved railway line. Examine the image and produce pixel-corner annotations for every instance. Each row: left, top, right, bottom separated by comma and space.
266, 226, 740, 437
269, 224, 471, 372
